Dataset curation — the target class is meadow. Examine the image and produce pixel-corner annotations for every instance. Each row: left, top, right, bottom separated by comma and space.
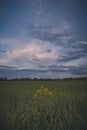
0, 79, 87, 130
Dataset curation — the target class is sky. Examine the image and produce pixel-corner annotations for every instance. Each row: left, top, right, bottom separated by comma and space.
0, 0, 87, 79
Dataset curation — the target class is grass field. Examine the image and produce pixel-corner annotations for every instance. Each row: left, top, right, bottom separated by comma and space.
0, 80, 87, 130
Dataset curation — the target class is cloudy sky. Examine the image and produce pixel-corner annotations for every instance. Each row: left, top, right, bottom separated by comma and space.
0, 0, 87, 79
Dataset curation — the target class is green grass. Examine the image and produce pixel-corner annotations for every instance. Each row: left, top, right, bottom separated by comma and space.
0, 80, 87, 130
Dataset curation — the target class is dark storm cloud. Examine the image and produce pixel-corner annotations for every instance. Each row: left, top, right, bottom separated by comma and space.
32, 58, 40, 62
63, 41, 87, 62
0, 50, 13, 54
0, 66, 83, 79
0, 65, 49, 79
67, 65, 87, 75
27, 24, 87, 69
0, 64, 87, 79
47, 65, 87, 75
80, 43, 87, 53
64, 40, 87, 51
57, 50, 86, 63
0, 65, 17, 70
27, 24, 71, 43
27, 25, 54, 41
27, 25, 87, 64
0, 50, 7, 53
46, 49, 52, 53
0, 65, 64, 79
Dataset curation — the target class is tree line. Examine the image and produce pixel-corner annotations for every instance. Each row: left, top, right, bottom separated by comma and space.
0, 77, 87, 81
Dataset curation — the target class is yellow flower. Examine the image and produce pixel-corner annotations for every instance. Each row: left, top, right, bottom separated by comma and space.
48, 92, 53, 96
34, 94, 37, 98
41, 86, 44, 89
34, 86, 54, 98
44, 88, 49, 93
36, 89, 42, 94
